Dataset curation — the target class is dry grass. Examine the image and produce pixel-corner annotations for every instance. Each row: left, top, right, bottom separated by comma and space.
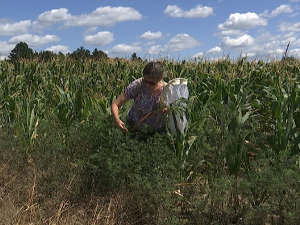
0, 162, 146, 224
0, 134, 150, 225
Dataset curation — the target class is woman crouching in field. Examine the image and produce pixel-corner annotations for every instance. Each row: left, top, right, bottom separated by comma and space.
111, 61, 167, 133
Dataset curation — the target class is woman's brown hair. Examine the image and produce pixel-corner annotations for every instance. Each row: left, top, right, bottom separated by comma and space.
143, 62, 163, 80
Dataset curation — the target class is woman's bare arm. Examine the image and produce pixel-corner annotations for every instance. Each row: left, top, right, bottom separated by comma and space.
111, 93, 130, 132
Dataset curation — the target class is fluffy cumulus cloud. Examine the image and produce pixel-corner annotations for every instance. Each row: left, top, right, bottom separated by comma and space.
192, 46, 222, 59
45, 45, 70, 54
147, 34, 200, 55
218, 12, 267, 30
140, 31, 162, 40
207, 46, 222, 54
240, 30, 300, 59
64, 6, 142, 27
32, 6, 142, 30
221, 34, 254, 49
261, 4, 293, 18
192, 52, 204, 58
163, 33, 200, 52
108, 44, 142, 55
84, 31, 114, 46
0, 20, 31, 36
164, 4, 213, 18
0, 41, 16, 57
33, 8, 71, 30
8, 34, 60, 47
250, 47, 284, 59
147, 45, 161, 55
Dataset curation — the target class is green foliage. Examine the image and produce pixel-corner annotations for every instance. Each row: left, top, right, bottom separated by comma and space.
92, 48, 108, 60
1, 57, 300, 224
69, 112, 177, 194
37, 50, 55, 61
70, 46, 91, 60
8, 42, 34, 61
260, 77, 300, 156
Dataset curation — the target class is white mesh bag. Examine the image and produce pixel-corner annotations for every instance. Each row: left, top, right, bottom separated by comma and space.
160, 78, 189, 136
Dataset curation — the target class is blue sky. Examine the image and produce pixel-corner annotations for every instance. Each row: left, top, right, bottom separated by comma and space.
0, 0, 300, 60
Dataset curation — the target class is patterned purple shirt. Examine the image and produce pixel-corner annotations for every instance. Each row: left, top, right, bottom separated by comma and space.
124, 78, 166, 132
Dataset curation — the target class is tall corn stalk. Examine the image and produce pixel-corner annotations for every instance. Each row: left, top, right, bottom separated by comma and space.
261, 74, 300, 156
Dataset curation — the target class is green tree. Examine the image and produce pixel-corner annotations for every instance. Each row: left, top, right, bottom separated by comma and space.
131, 52, 137, 60
38, 50, 55, 61
92, 48, 108, 60
8, 42, 34, 61
70, 46, 90, 60
131, 52, 142, 61
57, 52, 66, 60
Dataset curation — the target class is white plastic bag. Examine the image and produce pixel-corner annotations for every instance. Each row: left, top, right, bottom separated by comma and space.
160, 78, 189, 136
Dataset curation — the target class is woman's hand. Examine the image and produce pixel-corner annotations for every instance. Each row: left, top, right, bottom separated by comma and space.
160, 107, 169, 114
115, 119, 128, 133
111, 93, 130, 133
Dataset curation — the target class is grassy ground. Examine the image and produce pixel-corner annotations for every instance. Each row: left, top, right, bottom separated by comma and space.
0, 115, 178, 225
0, 130, 152, 225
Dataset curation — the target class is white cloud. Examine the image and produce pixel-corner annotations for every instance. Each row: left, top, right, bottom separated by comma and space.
108, 44, 142, 55
148, 34, 200, 55
33, 8, 71, 30
293, 39, 300, 46
289, 48, 300, 57
255, 31, 296, 46
144, 41, 156, 46
215, 9, 297, 59
0, 20, 31, 36
192, 52, 204, 58
271, 4, 293, 16
45, 45, 70, 54
237, 34, 288, 60
148, 45, 161, 55
218, 12, 267, 30
164, 4, 213, 18
207, 46, 222, 54
64, 6, 142, 27
192, 46, 222, 59
163, 33, 201, 52
84, 31, 114, 46
261, 4, 293, 18
0, 41, 15, 56
221, 34, 254, 48
140, 31, 162, 40
84, 26, 98, 35
280, 31, 298, 40
279, 22, 300, 32
192, 52, 226, 61
241, 52, 257, 58
264, 48, 284, 58
264, 41, 285, 51
235, 31, 296, 59
216, 29, 246, 37
8, 34, 60, 47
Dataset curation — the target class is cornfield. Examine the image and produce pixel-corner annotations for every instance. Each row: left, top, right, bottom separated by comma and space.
1, 57, 300, 224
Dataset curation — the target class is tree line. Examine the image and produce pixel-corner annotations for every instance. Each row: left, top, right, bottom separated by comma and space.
6, 42, 142, 62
